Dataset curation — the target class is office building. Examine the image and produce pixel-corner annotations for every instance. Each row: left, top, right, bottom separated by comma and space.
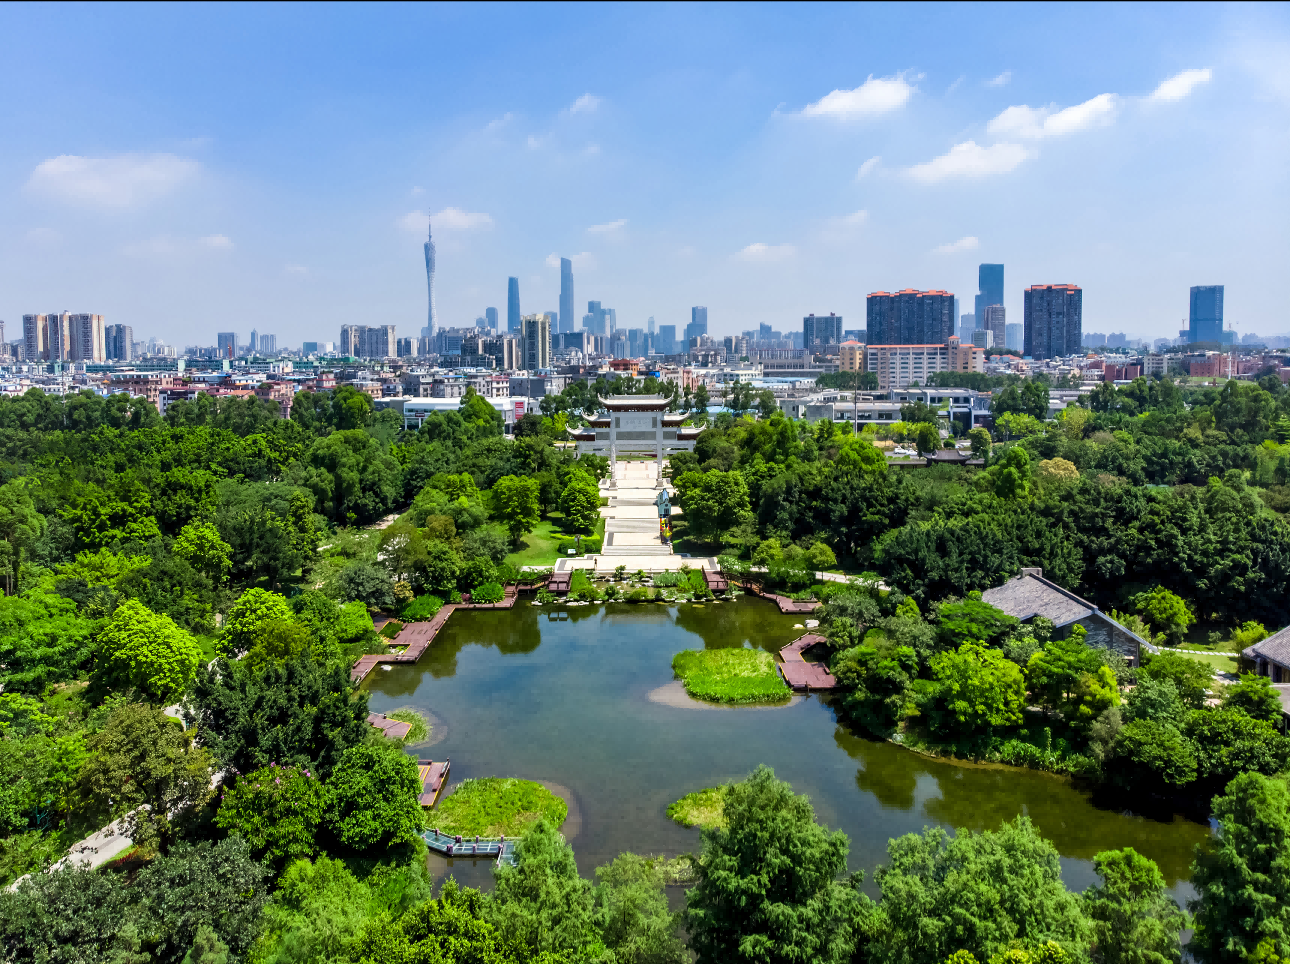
583, 301, 616, 336
106, 324, 133, 361
485, 307, 498, 331
1188, 285, 1224, 344
803, 312, 843, 348
958, 312, 976, 342
974, 264, 1004, 331
249, 329, 259, 353
424, 218, 438, 338
864, 337, 986, 390
982, 305, 1006, 351
217, 332, 237, 358
971, 328, 994, 350
1005, 323, 1023, 352
647, 317, 656, 335
685, 306, 708, 346
866, 290, 956, 345
521, 313, 551, 370
843, 329, 866, 343
1023, 284, 1083, 359
302, 341, 320, 355
507, 277, 521, 333
657, 324, 677, 354
559, 258, 575, 332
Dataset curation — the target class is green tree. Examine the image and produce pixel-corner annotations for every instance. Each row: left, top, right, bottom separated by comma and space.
1133, 587, 1194, 646
0, 481, 46, 596
672, 470, 752, 543
76, 703, 214, 849
216, 763, 326, 868
221, 588, 295, 656
937, 598, 1019, 649
173, 521, 232, 585
693, 383, 710, 414
182, 924, 230, 964
1083, 848, 1186, 964
491, 475, 542, 543
1138, 652, 1212, 710
1025, 628, 1119, 726
684, 765, 859, 964
1191, 772, 1290, 962
1224, 673, 1284, 723
930, 641, 1026, 735
915, 423, 940, 456
592, 853, 688, 964
870, 817, 1090, 964
968, 427, 992, 460
1184, 708, 1290, 788
324, 744, 423, 851
558, 471, 601, 533
1108, 719, 1198, 790
96, 599, 202, 702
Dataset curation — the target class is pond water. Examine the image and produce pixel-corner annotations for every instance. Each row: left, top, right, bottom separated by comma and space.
365, 598, 1209, 902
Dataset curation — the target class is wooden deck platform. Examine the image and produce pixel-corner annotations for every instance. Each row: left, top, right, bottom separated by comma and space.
422, 827, 517, 866
417, 759, 450, 806
548, 572, 572, 593
739, 583, 822, 614
366, 712, 412, 740
703, 570, 729, 593
777, 633, 837, 690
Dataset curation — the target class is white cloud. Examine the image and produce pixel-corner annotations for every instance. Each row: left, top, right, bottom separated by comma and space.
856, 156, 881, 179
821, 209, 869, 241
588, 218, 627, 235
836, 209, 869, 226
483, 112, 515, 132
25, 227, 61, 245
987, 93, 1118, 139
1148, 67, 1212, 103
906, 140, 1032, 183
800, 73, 916, 119
26, 153, 199, 209
933, 236, 980, 255
986, 70, 1012, 88
567, 93, 602, 115
401, 207, 494, 234
284, 264, 309, 277
122, 233, 234, 258
410, 186, 426, 196
547, 251, 596, 270
676, 245, 696, 258
734, 242, 795, 262
199, 234, 233, 250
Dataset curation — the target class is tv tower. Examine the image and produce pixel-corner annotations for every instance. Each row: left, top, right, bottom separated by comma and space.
423, 215, 437, 338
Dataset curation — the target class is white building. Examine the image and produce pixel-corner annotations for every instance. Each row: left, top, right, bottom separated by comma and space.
569, 395, 699, 458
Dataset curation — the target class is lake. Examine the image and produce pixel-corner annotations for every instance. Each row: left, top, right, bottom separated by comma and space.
364, 597, 1209, 901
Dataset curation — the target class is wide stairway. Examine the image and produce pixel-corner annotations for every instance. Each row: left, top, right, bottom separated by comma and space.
600, 460, 674, 557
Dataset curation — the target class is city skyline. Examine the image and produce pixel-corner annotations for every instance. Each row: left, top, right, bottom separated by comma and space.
0, 5, 1287, 344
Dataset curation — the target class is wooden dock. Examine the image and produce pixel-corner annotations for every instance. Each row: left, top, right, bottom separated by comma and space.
366, 712, 411, 740
739, 583, 822, 614
778, 633, 837, 690
422, 828, 517, 866
417, 759, 450, 806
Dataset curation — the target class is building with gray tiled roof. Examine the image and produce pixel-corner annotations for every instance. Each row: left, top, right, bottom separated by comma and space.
1242, 626, 1290, 683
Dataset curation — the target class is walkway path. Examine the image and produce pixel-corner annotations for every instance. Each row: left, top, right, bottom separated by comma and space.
422, 828, 517, 866
777, 633, 837, 690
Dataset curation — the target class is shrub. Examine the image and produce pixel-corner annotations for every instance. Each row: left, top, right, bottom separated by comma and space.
627, 588, 654, 603
535, 589, 555, 604
470, 583, 504, 605
379, 620, 404, 639
653, 571, 682, 588
555, 539, 584, 557
399, 595, 443, 621
583, 536, 603, 554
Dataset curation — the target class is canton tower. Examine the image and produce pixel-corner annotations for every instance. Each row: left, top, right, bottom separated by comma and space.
423, 216, 437, 338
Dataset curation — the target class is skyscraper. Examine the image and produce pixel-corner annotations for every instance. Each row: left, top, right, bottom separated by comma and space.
657, 325, 677, 354
559, 258, 575, 333
1005, 323, 1023, 352
424, 218, 437, 338
217, 332, 237, 358
249, 329, 259, 353
485, 307, 499, 330
260, 334, 277, 355
521, 313, 551, 370
982, 305, 1006, 351
507, 277, 521, 333
647, 316, 656, 335
106, 324, 133, 361
866, 291, 956, 345
975, 264, 1004, 327
803, 313, 843, 347
685, 306, 708, 346
1188, 285, 1224, 344
1023, 284, 1082, 359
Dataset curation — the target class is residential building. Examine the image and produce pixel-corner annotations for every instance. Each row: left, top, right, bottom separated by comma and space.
22, 315, 46, 361
507, 277, 521, 333
685, 306, 708, 346
217, 332, 237, 358
863, 337, 985, 390
1189, 285, 1224, 344
521, 313, 551, 370
982, 305, 1006, 350
249, 329, 259, 353
23, 313, 105, 362
971, 328, 994, 350
803, 312, 843, 348
1103, 362, 1143, 382
338, 324, 396, 359
974, 263, 1004, 333
1005, 323, 1023, 352
106, 324, 133, 361
843, 329, 866, 343
1023, 284, 1083, 360
482, 335, 520, 371
866, 290, 957, 346
424, 218, 437, 337
839, 341, 864, 373
259, 334, 277, 355
559, 257, 575, 332
396, 337, 414, 358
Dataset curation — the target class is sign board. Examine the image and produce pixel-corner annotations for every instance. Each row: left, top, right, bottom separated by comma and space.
655, 489, 671, 517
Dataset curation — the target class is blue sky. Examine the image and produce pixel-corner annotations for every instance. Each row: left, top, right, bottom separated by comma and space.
2, 2, 1288, 347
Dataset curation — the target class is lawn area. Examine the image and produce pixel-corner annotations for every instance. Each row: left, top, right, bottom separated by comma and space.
1172, 650, 1241, 673
503, 513, 604, 569
667, 787, 726, 829
432, 777, 567, 837
671, 648, 791, 704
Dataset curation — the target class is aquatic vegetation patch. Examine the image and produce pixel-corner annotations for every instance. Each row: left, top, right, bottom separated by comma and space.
667, 787, 726, 829
385, 707, 430, 744
433, 777, 567, 837
671, 648, 790, 704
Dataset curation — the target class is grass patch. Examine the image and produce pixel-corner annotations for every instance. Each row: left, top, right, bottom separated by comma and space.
504, 515, 605, 568
667, 787, 726, 829
432, 777, 567, 837
1171, 650, 1240, 673
379, 620, 404, 639
385, 708, 430, 744
671, 648, 791, 704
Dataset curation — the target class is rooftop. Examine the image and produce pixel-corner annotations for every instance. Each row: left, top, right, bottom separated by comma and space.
1243, 624, 1290, 667
981, 568, 1095, 628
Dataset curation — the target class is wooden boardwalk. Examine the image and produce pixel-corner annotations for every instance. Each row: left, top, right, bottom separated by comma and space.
350, 586, 523, 683
422, 828, 517, 866
778, 633, 837, 690
417, 759, 450, 806
366, 712, 412, 740
738, 582, 822, 614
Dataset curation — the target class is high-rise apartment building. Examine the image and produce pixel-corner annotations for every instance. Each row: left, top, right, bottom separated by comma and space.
338, 324, 396, 358
1023, 284, 1083, 359
249, 329, 259, 353
803, 312, 843, 347
260, 334, 277, 355
106, 324, 133, 361
1188, 285, 1224, 344
974, 264, 1004, 330
396, 337, 413, 358
685, 306, 708, 346
866, 290, 956, 345
23, 313, 105, 362
23, 315, 45, 361
521, 313, 551, 370
485, 307, 499, 330
507, 277, 521, 333
864, 338, 985, 390
982, 305, 1006, 351
217, 332, 237, 358
559, 258, 575, 333
424, 218, 438, 338
1005, 323, 1023, 352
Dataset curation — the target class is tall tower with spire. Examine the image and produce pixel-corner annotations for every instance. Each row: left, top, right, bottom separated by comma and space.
423, 216, 437, 338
